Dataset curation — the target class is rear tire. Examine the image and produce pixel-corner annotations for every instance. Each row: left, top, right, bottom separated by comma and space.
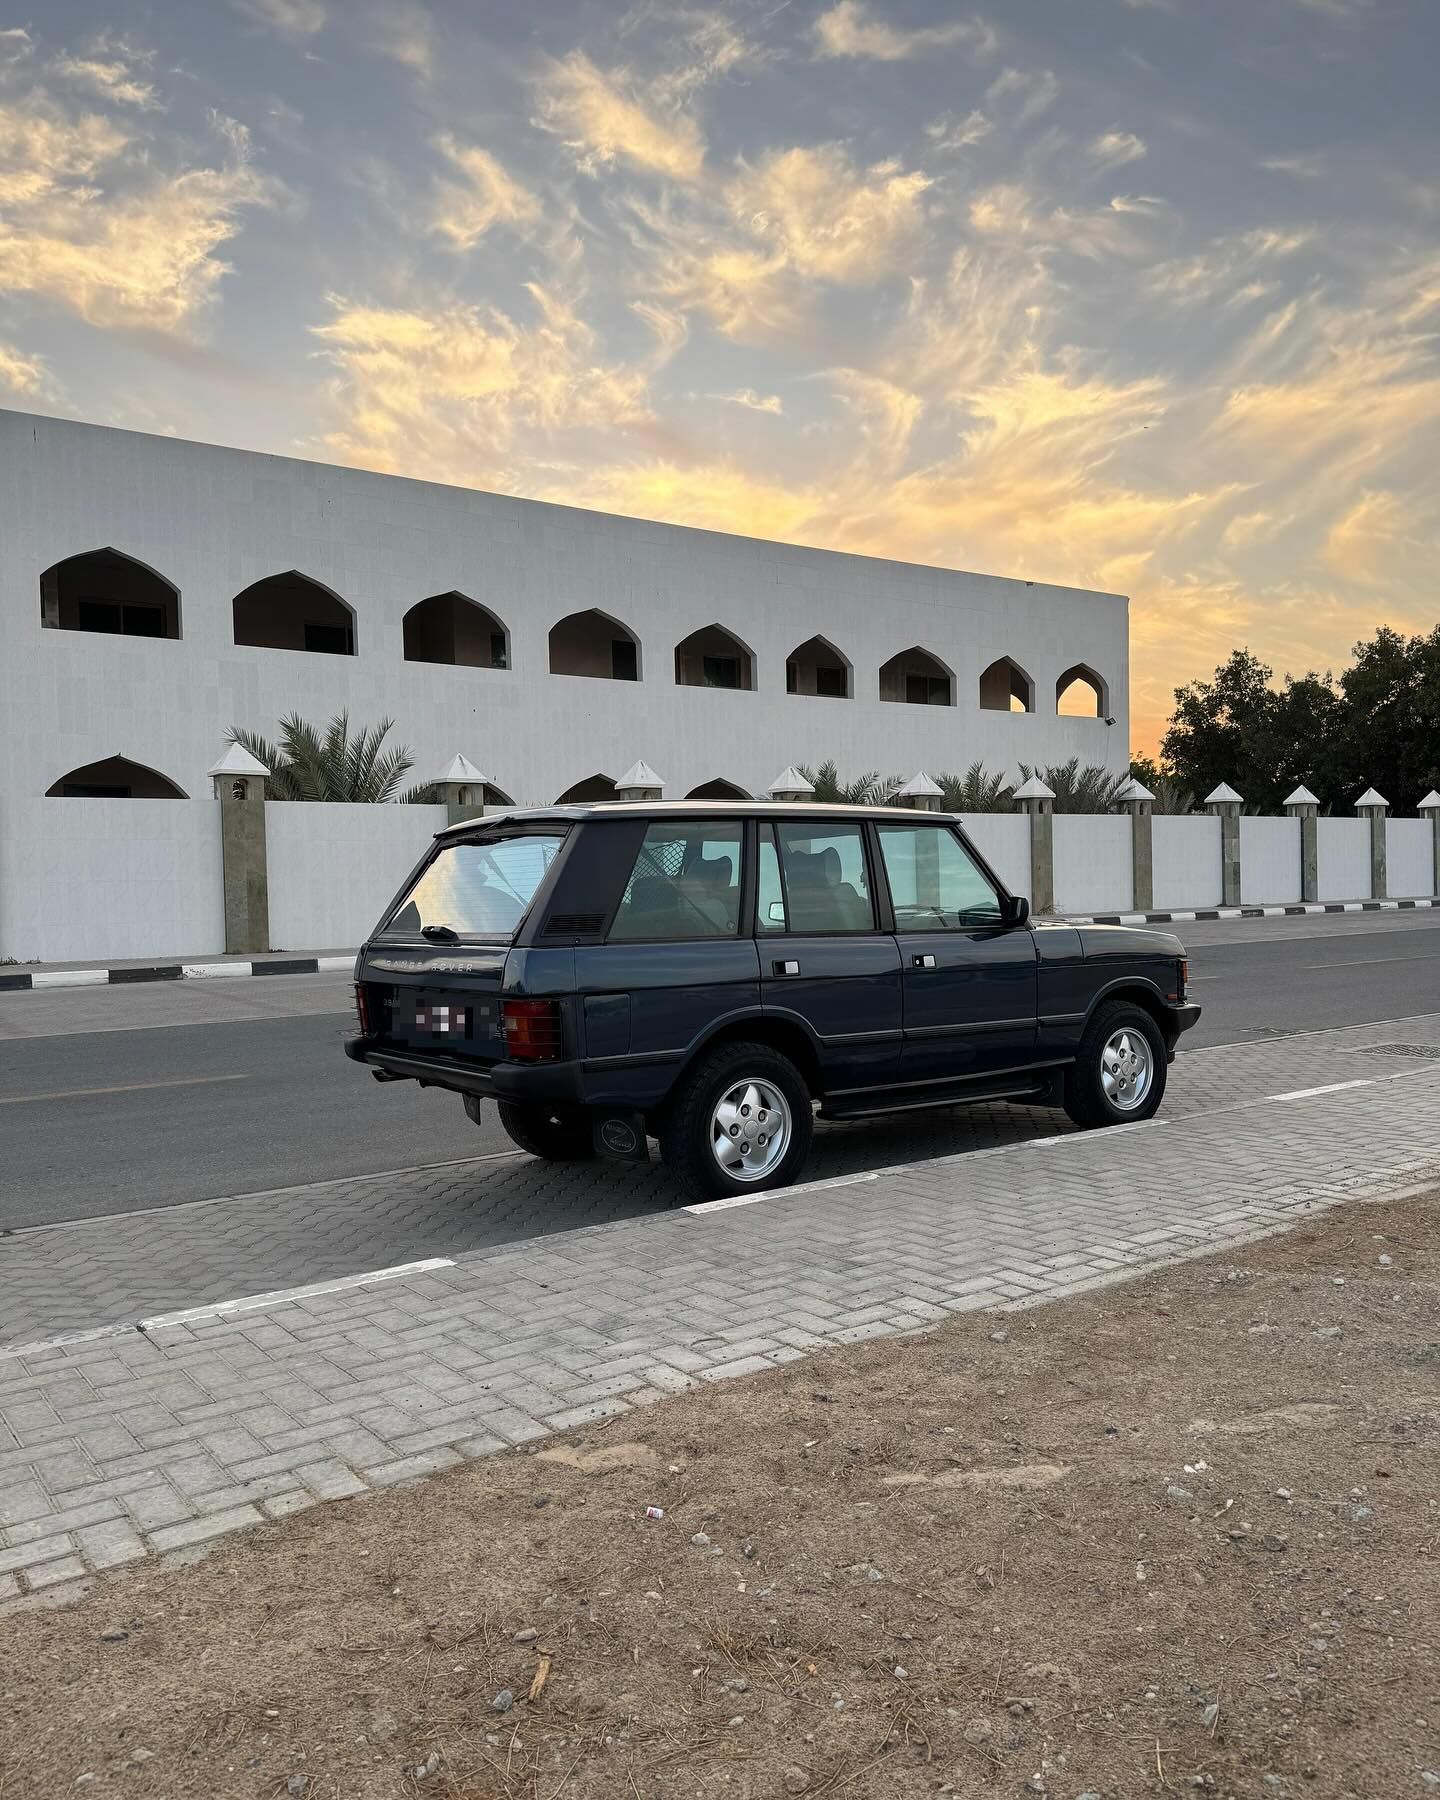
1063, 1000, 1167, 1129
660, 1040, 814, 1204
494, 1100, 595, 1161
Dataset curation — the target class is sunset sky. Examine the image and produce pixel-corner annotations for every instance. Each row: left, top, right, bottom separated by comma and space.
4, 0, 1437, 751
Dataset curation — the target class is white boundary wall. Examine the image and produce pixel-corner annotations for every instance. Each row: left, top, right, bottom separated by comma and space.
959, 813, 1031, 902
1052, 815, 1132, 916
264, 803, 447, 951
1239, 816, 1302, 905
1152, 817, 1221, 911
1388, 819, 1434, 898
1317, 819, 1371, 901
0, 798, 222, 963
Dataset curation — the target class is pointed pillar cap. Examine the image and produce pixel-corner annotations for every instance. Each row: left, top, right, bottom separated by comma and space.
1283, 784, 1319, 807
1120, 777, 1155, 803
1012, 775, 1055, 802
436, 753, 488, 786
616, 760, 664, 791
208, 743, 270, 780
1419, 790, 1440, 812
1353, 787, 1389, 809
769, 765, 815, 797
1204, 782, 1243, 805
897, 772, 944, 799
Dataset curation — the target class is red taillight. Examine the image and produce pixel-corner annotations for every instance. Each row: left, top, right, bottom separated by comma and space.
502, 998, 564, 1062
354, 982, 372, 1035
1170, 958, 1189, 1002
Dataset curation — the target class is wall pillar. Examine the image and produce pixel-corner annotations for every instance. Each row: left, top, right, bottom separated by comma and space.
1354, 789, 1389, 899
616, 760, 664, 803
1421, 793, 1440, 897
1122, 780, 1154, 912
1013, 776, 1055, 913
208, 746, 270, 955
896, 772, 944, 812
434, 753, 491, 827
1204, 784, 1243, 908
1284, 786, 1320, 903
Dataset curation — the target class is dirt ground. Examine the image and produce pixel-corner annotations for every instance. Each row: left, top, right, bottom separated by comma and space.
3, 1193, 1438, 1800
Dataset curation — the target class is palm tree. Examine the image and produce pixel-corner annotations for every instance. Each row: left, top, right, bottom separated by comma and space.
1018, 758, 1132, 814
797, 760, 903, 805
228, 711, 422, 802
937, 761, 1012, 812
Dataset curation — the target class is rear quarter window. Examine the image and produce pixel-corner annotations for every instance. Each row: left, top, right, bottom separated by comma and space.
608, 821, 744, 940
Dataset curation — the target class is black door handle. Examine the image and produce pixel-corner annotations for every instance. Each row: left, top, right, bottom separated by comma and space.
912, 952, 937, 969
772, 959, 800, 976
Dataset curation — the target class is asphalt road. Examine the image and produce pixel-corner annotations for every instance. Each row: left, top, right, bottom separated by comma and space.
1, 909, 1436, 1233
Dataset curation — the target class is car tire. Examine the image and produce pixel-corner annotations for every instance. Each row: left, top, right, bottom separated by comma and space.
1063, 1000, 1167, 1130
660, 1040, 814, 1204
494, 1100, 595, 1161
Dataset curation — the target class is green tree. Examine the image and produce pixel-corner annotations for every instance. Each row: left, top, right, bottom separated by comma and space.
797, 760, 902, 804
1018, 758, 1131, 814
937, 761, 1012, 812
228, 712, 427, 802
1333, 625, 1440, 807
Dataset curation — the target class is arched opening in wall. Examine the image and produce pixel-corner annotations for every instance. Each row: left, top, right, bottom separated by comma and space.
403, 592, 509, 669
549, 610, 640, 681
686, 778, 752, 800
555, 773, 618, 804
232, 571, 355, 656
46, 756, 187, 798
1056, 664, 1109, 717
785, 635, 851, 699
879, 646, 954, 707
673, 625, 755, 691
979, 656, 1035, 714
40, 548, 180, 640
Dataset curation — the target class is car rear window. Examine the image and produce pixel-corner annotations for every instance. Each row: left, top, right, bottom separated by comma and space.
385, 834, 565, 939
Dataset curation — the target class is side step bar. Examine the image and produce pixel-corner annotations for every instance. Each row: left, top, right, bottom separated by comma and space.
819, 1074, 1058, 1123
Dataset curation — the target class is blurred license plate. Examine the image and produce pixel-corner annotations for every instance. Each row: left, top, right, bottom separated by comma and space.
415, 1002, 471, 1037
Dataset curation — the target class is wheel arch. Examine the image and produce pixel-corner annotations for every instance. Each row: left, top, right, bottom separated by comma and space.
1083, 978, 1173, 1044
659, 1012, 822, 1120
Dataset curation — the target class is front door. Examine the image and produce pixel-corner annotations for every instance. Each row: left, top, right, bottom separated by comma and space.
757, 819, 902, 1091
873, 820, 1038, 1085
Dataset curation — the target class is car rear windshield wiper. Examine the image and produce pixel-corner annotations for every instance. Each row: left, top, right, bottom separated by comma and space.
421, 923, 460, 943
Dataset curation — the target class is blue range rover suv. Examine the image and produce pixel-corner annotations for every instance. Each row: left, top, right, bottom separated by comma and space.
346, 802, 1199, 1202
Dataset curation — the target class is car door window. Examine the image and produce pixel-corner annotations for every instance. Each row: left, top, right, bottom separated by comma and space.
877, 824, 1003, 931
608, 821, 743, 940
775, 822, 874, 933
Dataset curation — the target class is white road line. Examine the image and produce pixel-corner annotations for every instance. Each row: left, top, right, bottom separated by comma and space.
1266, 1079, 1374, 1102
683, 1170, 879, 1215
1301, 955, 1438, 969
139, 1257, 456, 1331
1, 1074, 250, 1106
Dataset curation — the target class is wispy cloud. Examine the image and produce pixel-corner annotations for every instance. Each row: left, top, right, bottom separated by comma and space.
0, 338, 54, 396
706, 386, 783, 414
1260, 152, 1324, 178
53, 37, 161, 109
231, 0, 326, 40
1088, 129, 1146, 171
363, 1, 435, 81
926, 109, 991, 152
813, 1, 998, 62
986, 66, 1059, 121
430, 137, 540, 250
535, 50, 705, 181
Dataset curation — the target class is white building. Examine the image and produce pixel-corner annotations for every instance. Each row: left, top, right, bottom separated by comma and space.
1, 409, 1128, 810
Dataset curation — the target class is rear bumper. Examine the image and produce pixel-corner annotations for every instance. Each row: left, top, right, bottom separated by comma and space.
344, 1037, 586, 1104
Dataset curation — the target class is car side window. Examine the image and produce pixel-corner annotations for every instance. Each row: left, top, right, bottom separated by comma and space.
608, 821, 744, 940
775, 822, 875, 933
877, 824, 1003, 931
757, 826, 787, 933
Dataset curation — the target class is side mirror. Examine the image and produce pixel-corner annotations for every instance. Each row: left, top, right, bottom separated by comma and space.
1001, 894, 1030, 928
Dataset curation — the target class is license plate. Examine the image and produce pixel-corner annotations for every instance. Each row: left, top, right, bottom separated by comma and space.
415, 1003, 471, 1037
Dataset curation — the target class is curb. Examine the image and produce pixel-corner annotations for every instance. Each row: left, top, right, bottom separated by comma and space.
1067, 898, 1438, 926
0, 954, 356, 993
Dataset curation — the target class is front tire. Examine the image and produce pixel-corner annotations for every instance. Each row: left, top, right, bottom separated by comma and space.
660, 1040, 814, 1204
1063, 1001, 1167, 1129
494, 1100, 595, 1161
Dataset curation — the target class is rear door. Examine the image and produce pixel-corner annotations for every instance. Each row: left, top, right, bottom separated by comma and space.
758, 818, 902, 1090
873, 820, 1038, 1084
362, 829, 566, 1061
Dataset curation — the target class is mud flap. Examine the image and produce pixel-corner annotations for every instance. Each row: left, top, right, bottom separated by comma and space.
594, 1113, 650, 1161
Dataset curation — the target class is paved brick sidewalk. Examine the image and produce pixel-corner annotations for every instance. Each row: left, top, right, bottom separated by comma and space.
1, 1022, 1437, 1604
